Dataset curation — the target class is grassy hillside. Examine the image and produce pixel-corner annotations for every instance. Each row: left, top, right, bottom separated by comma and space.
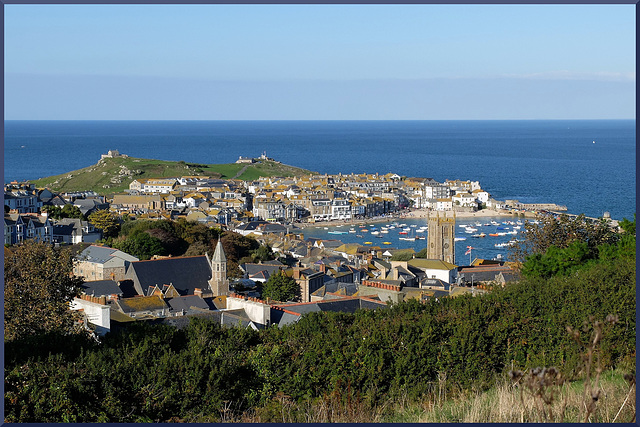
30, 157, 313, 195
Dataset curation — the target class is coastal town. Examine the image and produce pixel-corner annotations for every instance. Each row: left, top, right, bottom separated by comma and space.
4, 152, 580, 336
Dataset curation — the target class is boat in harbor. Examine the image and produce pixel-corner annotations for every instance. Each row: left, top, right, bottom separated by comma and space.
383, 241, 392, 245
454, 237, 467, 241
471, 233, 486, 238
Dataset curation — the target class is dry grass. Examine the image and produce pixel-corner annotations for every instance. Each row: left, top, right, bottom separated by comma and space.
417, 370, 635, 423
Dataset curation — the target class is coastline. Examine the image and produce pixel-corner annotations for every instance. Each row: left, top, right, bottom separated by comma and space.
293, 208, 534, 230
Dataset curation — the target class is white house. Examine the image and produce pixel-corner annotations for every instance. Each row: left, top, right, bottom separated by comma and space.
408, 259, 458, 284
435, 198, 453, 211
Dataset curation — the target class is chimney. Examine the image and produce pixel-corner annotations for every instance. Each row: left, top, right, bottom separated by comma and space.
293, 267, 301, 280
319, 263, 326, 273
194, 288, 202, 297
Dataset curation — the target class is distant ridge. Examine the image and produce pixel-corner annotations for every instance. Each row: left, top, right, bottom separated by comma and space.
30, 155, 314, 195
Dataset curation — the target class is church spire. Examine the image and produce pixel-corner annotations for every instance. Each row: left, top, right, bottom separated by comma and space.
212, 239, 226, 263
209, 239, 229, 296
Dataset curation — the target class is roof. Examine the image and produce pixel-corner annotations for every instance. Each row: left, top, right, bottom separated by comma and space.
408, 258, 458, 270
165, 295, 211, 313
126, 256, 212, 296
211, 239, 226, 263
81, 280, 123, 297
77, 245, 139, 264
117, 296, 168, 314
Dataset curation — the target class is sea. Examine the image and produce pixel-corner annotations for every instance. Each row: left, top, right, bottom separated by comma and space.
4, 120, 636, 263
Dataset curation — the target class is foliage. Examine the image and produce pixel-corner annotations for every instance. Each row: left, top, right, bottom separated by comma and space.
509, 214, 617, 266
221, 232, 260, 279
521, 241, 595, 279
415, 248, 429, 258
521, 216, 635, 279
3, 215, 635, 423
111, 232, 166, 260
43, 204, 85, 220
4, 241, 85, 342
87, 209, 120, 238
251, 244, 276, 263
390, 250, 415, 261
260, 271, 300, 302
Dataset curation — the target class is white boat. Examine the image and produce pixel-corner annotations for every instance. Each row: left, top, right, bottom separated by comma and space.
371, 231, 380, 235
454, 237, 467, 241
399, 237, 416, 241
349, 228, 356, 233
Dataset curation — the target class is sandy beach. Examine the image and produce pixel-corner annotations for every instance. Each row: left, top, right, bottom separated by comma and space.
293, 208, 530, 229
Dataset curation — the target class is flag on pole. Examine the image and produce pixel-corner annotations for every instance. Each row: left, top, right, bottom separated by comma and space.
465, 246, 474, 255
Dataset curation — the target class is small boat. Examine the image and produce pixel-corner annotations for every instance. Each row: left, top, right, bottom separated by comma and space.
415, 236, 425, 240
364, 241, 372, 245
324, 227, 328, 230
472, 233, 486, 238
349, 228, 356, 233
489, 233, 500, 237
371, 231, 380, 235
454, 237, 467, 241
399, 237, 416, 241
356, 235, 363, 238
383, 242, 392, 245
399, 231, 408, 235
328, 231, 346, 234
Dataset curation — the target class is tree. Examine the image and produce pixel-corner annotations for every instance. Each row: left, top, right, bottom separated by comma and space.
251, 244, 275, 263
43, 204, 84, 220
260, 271, 300, 302
4, 241, 85, 341
509, 214, 617, 267
88, 209, 120, 238
521, 240, 595, 279
111, 232, 166, 260
390, 250, 415, 261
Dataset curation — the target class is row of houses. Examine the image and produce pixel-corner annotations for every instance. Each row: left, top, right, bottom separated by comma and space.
118, 172, 500, 224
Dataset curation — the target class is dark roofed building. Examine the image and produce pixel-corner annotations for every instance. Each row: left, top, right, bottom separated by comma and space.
165, 295, 211, 315
81, 280, 123, 300
124, 255, 214, 297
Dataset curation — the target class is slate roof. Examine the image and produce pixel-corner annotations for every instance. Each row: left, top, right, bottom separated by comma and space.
211, 239, 226, 263
165, 295, 211, 314
77, 245, 139, 264
242, 263, 283, 278
458, 265, 516, 283
125, 256, 212, 296
81, 280, 123, 297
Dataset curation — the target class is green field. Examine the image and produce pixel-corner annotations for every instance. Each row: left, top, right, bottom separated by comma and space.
30, 157, 314, 195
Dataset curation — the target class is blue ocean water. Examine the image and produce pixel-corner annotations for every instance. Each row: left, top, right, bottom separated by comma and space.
4, 120, 636, 222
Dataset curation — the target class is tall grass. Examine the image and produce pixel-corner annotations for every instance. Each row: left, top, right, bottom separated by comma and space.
415, 369, 635, 423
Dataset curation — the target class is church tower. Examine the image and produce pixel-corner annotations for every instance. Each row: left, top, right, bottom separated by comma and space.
427, 211, 456, 264
208, 240, 229, 296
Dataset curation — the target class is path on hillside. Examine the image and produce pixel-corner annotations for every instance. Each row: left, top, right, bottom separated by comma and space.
232, 165, 249, 179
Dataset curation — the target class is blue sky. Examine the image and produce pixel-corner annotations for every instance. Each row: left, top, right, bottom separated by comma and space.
4, 4, 636, 120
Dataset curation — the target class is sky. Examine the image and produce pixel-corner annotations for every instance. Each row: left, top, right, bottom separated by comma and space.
4, 4, 636, 120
